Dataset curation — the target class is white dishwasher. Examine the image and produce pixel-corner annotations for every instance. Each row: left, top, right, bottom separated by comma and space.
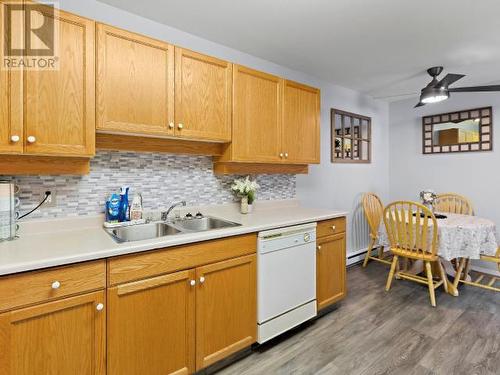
257, 223, 317, 343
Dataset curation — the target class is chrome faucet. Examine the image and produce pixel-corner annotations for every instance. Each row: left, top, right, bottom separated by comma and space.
161, 200, 186, 221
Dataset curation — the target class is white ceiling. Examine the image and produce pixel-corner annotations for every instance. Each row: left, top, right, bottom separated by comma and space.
98, 0, 500, 101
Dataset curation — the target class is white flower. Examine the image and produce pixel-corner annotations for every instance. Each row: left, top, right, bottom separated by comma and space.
231, 176, 259, 197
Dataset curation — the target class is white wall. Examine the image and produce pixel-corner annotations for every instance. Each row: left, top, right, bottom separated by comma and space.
57, 0, 391, 255
389, 93, 500, 273
297, 88, 390, 256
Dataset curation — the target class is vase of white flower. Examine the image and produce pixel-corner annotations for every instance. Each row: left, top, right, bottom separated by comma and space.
240, 195, 249, 214
231, 176, 259, 214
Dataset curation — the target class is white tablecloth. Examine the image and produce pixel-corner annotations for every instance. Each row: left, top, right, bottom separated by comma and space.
378, 213, 498, 261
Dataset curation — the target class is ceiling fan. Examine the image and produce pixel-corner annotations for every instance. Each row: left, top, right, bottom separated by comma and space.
415, 66, 500, 108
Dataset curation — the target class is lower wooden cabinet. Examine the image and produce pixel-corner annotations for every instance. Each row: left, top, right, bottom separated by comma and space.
107, 253, 257, 374
107, 270, 195, 375
0, 224, 348, 373
316, 232, 347, 310
0, 290, 106, 375
196, 255, 256, 369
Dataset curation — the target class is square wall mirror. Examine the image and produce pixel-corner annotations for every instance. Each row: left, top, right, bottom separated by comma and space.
422, 107, 493, 154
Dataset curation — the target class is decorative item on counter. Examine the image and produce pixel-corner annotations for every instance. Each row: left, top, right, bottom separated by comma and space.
118, 186, 130, 222
130, 193, 143, 221
231, 176, 260, 214
420, 189, 437, 212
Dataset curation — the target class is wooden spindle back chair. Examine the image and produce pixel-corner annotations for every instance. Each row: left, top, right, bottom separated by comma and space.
362, 193, 392, 267
435, 193, 500, 293
454, 247, 500, 293
435, 193, 474, 216
384, 201, 448, 307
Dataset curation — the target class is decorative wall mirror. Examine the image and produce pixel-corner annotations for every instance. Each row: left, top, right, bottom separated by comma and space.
422, 107, 493, 154
331, 108, 371, 163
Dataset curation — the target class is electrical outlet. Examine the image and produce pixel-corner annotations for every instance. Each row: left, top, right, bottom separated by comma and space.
45, 190, 56, 207
35, 189, 56, 208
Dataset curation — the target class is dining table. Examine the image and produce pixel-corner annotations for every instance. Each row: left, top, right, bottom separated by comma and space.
377, 212, 498, 296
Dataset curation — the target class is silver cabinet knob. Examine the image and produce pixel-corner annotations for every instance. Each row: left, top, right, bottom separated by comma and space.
317, 245, 322, 251
199, 276, 205, 284
169, 122, 175, 129
279, 153, 284, 158
27, 136, 36, 143
331, 225, 336, 231
189, 279, 196, 286
96, 303, 104, 311
51, 281, 61, 289
284, 152, 289, 158
178, 123, 184, 130
10, 135, 20, 143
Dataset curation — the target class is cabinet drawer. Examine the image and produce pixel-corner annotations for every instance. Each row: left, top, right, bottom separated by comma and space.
317, 217, 346, 238
0, 261, 106, 312
108, 234, 257, 286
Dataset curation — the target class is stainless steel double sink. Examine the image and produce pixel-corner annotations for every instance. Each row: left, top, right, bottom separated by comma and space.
105, 216, 241, 243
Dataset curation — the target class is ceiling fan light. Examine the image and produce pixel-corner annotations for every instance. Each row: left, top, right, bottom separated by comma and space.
421, 94, 448, 104
420, 86, 449, 104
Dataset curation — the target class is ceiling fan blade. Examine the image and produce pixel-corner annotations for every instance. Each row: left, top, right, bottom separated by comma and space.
373, 92, 419, 99
436, 73, 465, 88
414, 101, 425, 108
449, 85, 500, 92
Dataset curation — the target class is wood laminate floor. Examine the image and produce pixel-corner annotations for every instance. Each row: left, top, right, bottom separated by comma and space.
216, 263, 500, 375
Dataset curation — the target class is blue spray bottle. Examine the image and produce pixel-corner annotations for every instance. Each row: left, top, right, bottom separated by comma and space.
119, 186, 130, 222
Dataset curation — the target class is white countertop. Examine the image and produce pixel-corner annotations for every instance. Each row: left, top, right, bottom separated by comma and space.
0, 200, 347, 276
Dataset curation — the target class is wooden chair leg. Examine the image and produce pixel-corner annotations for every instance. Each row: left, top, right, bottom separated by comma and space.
453, 257, 467, 291
437, 260, 449, 294
464, 258, 471, 279
363, 237, 376, 268
386, 255, 399, 291
395, 256, 401, 279
378, 245, 384, 259
425, 261, 436, 307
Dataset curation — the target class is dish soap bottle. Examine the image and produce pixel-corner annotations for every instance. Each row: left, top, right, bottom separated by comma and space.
130, 193, 143, 221
106, 193, 121, 223
118, 186, 130, 222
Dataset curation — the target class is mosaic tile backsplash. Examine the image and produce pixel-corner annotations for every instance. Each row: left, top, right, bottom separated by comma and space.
3, 151, 296, 219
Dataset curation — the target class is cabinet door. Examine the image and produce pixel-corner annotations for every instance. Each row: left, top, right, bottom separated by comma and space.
196, 255, 256, 370
317, 233, 346, 310
231, 65, 282, 162
0, 2, 23, 154
96, 24, 174, 137
0, 291, 106, 375
283, 80, 320, 164
175, 48, 232, 141
107, 270, 195, 375
24, 7, 95, 156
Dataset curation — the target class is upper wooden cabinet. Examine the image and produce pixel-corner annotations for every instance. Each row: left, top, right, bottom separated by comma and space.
0, 4, 320, 170
0, 291, 106, 375
0, 5, 95, 157
217, 65, 320, 171
283, 80, 320, 164
96, 23, 175, 137
0, 2, 23, 154
175, 48, 232, 141
24, 9, 95, 156
227, 65, 283, 162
